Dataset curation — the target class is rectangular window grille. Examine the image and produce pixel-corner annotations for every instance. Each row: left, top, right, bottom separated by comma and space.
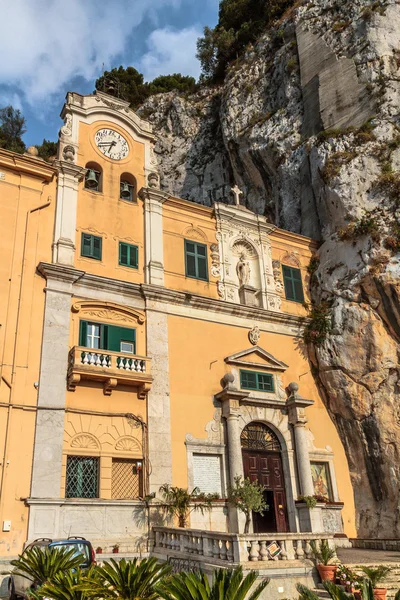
112, 459, 143, 499
184, 240, 208, 281
282, 265, 304, 303
81, 233, 102, 260
119, 242, 138, 269
240, 370, 274, 392
66, 456, 99, 498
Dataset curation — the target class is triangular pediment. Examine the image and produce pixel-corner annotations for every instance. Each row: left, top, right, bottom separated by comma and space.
225, 346, 288, 372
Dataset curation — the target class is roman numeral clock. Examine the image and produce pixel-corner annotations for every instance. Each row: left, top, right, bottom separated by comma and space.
95, 129, 129, 160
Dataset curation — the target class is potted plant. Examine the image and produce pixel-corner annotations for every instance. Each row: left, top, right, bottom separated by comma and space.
361, 566, 391, 600
227, 476, 268, 534
297, 495, 317, 509
310, 540, 337, 582
112, 544, 120, 554
96, 546, 103, 554
159, 484, 219, 528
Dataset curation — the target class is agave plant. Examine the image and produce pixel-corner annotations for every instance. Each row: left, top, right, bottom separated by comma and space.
360, 566, 391, 588
32, 567, 96, 600
157, 565, 269, 600
10, 546, 84, 587
77, 557, 171, 600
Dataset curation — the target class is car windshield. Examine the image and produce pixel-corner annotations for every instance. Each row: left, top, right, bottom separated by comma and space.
50, 542, 90, 564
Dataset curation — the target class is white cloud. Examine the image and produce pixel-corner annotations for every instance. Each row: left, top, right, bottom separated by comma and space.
139, 27, 202, 82
0, 0, 182, 104
0, 91, 23, 111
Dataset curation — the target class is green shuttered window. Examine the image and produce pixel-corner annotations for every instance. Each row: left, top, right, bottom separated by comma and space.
282, 265, 304, 303
81, 233, 102, 260
119, 242, 138, 269
240, 370, 274, 392
79, 320, 136, 354
185, 240, 208, 281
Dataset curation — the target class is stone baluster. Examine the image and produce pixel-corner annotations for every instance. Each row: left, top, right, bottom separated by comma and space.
286, 539, 296, 560
202, 535, 211, 557
295, 539, 305, 560
304, 539, 313, 559
212, 538, 220, 559
249, 540, 260, 562
227, 541, 234, 562
89, 353, 96, 366
219, 539, 228, 561
82, 352, 89, 364
280, 539, 288, 561
259, 540, 269, 561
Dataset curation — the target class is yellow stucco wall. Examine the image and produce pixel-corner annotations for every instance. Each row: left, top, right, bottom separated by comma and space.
74, 121, 146, 282
167, 315, 356, 538
0, 150, 57, 555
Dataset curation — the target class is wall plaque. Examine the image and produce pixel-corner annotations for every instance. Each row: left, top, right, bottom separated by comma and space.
192, 454, 222, 496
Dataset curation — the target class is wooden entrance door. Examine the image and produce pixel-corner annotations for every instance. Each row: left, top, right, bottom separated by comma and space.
242, 450, 288, 533
241, 422, 289, 533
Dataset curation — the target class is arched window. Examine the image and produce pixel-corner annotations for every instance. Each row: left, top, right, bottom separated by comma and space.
241, 422, 281, 452
85, 162, 102, 192
120, 173, 136, 203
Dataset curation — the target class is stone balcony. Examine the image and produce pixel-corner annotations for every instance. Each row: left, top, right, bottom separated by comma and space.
67, 346, 152, 396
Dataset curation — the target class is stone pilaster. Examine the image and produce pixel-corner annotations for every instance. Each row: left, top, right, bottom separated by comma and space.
30, 264, 83, 498
53, 161, 86, 266
146, 310, 173, 494
139, 187, 169, 286
216, 376, 249, 532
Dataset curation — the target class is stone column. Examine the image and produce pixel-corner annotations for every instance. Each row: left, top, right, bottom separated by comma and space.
287, 382, 322, 532
216, 375, 249, 532
53, 161, 86, 266
30, 264, 83, 498
139, 187, 169, 286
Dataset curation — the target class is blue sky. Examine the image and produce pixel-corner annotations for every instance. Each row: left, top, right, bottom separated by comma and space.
0, 0, 219, 146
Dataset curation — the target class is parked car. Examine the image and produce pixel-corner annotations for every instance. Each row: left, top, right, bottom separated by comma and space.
9, 536, 95, 599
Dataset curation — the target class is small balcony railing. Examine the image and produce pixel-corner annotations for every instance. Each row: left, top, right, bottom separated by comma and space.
67, 346, 152, 397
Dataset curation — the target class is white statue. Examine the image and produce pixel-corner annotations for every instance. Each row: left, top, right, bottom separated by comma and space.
236, 254, 250, 286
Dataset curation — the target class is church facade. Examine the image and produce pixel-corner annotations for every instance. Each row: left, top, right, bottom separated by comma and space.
0, 91, 356, 557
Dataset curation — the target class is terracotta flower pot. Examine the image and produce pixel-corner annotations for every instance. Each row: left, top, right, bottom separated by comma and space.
96, 548, 102, 554
317, 564, 338, 582
112, 547, 119, 554
373, 588, 387, 600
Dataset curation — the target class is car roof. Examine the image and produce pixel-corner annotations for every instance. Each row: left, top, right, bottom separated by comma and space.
32, 537, 90, 544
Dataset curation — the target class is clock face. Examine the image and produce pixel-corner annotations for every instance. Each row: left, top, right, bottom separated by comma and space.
94, 128, 129, 160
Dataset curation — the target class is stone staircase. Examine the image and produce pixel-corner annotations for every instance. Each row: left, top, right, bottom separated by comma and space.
312, 565, 400, 600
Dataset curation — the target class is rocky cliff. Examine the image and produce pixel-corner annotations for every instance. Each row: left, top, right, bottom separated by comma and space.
138, 0, 400, 538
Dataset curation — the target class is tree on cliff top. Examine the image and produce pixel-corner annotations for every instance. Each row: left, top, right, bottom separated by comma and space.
197, 0, 295, 80
0, 106, 27, 154
95, 66, 198, 110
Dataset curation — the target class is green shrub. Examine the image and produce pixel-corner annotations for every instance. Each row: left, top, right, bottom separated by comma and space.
303, 302, 332, 346
338, 213, 380, 242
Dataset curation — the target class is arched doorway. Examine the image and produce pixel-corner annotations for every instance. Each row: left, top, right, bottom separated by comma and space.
241, 422, 288, 533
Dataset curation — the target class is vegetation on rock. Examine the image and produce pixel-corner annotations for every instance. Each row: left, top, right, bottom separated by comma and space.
196, 0, 296, 80
95, 67, 197, 110
303, 302, 332, 346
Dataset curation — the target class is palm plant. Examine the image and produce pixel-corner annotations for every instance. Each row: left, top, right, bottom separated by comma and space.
395, 590, 400, 600
296, 583, 321, 600
360, 566, 391, 588
32, 567, 95, 600
77, 557, 171, 600
310, 540, 336, 565
323, 581, 356, 600
159, 484, 218, 528
10, 546, 84, 587
157, 566, 269, 600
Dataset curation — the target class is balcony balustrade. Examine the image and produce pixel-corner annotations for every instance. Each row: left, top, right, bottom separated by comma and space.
67, 346, 152, 396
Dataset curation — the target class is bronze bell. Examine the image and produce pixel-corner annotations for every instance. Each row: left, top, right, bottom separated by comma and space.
120, 181, 131, 199
86, 169, 98, 189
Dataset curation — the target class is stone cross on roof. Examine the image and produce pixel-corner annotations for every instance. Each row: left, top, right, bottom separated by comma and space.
231, 184, 243, 206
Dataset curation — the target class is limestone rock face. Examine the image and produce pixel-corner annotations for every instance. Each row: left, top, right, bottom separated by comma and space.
138, 0, 400, 537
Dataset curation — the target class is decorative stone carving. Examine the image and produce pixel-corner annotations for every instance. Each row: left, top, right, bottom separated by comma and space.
231, 184, 243, 206
148, 171, 160, 189
70, 433, 99, 449
115, 436, 142, 452
272, 260, 284, 294
84, 309, 139, 324
267, 295, 282, 311
281, 251, 301, 268
104, 377, 117, 396
210, 243, 221, 278
183, 226, 207, 241
186, 407, 223, 445
232, 239, 257, 258
95, 95, 129, 113
72, 301, 145, 324
236, 254, 251, 286
217, 281, 225, 299
59, 113, 72, 137
63, 145, 75, 162
322, 508, 343, 533
248, 326, 260, 345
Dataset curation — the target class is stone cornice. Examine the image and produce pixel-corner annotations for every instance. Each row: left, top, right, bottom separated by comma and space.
214, 202, 277, 235
55, 160, 86, 180
0, 148, 57, 181
37, 263, 308, 330
165, 195, 214, 217
270, 227, 319, 250
138, 187, 170, 204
